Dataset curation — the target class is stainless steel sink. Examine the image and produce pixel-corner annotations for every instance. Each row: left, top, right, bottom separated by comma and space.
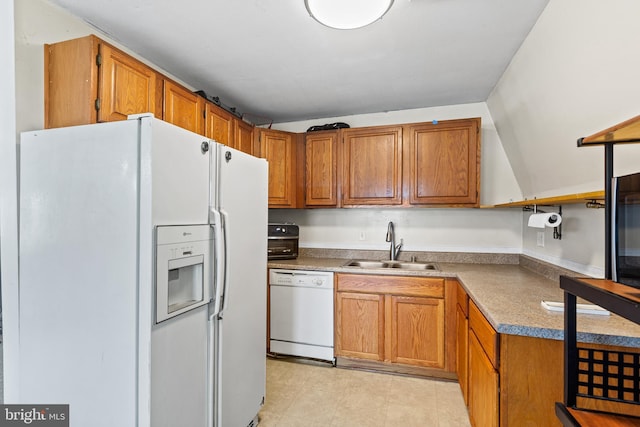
386, 261, 438, 270
345, 260, 388, 269
343, 259, 439, 271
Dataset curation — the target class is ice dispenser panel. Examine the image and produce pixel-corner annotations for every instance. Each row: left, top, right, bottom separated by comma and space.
156, 225, 212, 323
167, 255, 204, 313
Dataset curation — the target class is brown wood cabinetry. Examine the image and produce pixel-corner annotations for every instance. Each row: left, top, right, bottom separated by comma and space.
341, 126, 403, 206
468, 300, 499, 427
234, 118, 255, 155
469, 330, 499, 427
204, 102, 254, 155
162, 79, 204, 134
456, 283, 469, 405
335, 291, 385, 360
205, 102, 234, 146
389, 295, 445, 368
463, 299, 572, 426
305, 131, 339, 207
405, 118, 480, 206
45, 35, 160, 128
45, 35, 257, 152
303, 118, 480, 208
258, 129, 299, 208
335, 273, 451, 374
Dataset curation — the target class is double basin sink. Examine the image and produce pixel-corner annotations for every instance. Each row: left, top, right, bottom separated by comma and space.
343, 259, 439, 271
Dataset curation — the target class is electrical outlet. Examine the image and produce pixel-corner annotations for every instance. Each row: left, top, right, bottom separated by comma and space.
359, 231, 366, 241
537, 232, 545, 247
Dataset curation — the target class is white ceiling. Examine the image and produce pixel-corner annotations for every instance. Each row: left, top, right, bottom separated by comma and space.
47, 0, 549, 125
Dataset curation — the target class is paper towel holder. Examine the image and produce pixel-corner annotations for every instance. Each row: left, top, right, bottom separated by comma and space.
523, 205, 562, 240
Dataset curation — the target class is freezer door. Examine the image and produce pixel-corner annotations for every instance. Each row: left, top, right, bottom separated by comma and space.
18, 121, 141, 426
213, 146, 268, 427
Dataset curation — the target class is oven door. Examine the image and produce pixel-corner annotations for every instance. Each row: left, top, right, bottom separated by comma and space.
267, 237, 299, 259
156, 225, 212, 323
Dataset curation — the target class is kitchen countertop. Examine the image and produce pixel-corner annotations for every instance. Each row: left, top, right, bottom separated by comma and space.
268, 257, 640, 348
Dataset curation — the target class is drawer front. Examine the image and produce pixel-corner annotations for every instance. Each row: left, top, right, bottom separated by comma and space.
336, 273, 444, 298
469, 300, 499, 368
456, 281, 469, 316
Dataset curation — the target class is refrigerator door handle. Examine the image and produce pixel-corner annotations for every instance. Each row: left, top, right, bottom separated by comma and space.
210, 209, 225, 317
218, 209, 230, 316
207, 315, 217, 427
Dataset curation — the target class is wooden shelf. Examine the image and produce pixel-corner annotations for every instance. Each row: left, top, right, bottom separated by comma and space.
490, 191, 605, 208
579, 115, 640, 145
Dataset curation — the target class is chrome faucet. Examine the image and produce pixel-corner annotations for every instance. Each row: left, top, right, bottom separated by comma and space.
385, 221, 403, 260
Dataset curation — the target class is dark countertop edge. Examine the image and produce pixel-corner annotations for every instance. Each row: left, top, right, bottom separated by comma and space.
268, 258, 640, 348
496, 325, 640, 348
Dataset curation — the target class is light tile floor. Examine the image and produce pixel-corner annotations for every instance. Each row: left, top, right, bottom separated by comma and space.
259, 358, 471, 427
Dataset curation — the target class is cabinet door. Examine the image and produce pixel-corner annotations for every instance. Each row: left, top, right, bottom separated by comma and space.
45, 35, 99, 128
456, 303, 469, 405
305, 131, 338, 207
468, 331, 499, 427
205, 103, 233, 146
259, 130, 297, 207
98, 43, 159, 123
234, 119, 255, 155
342, 126, 402, 205
406, 118, 480, 206
163, 80, 204, 134
335, 292, 385, 361
389, 295, 445, 368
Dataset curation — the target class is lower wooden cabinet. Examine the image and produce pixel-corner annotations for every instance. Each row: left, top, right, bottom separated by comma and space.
335, 292, 385, 360
335, 273, 448, 372
468, 330, 499, 427
467, 300, 499, 427
390, 295, 445, 368
456, 284, 469, 405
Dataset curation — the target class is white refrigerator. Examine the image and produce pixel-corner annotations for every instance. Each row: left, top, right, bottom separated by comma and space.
15, 115, 267, 427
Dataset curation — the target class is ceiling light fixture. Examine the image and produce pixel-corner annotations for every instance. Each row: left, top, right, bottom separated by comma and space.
305, 0, 394, 30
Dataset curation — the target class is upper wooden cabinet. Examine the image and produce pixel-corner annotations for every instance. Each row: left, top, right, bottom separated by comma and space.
163, 79, 204, 135
342, 126, 403, 206
234, 119, 255, 155
45, 35, 160, 128
205, 102, 234, 146
305, 131, 339, 207
405, 118, 480, 206
204, 101, 255, 155
258, 129, 298, 208
303, 118, 480, 208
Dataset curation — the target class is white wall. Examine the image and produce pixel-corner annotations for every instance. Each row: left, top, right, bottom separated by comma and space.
488, 0, 640, 276
1, 0, 18, 402
523, 205, 605, 277
270, 208, 522, 254
488, 0, 640, 198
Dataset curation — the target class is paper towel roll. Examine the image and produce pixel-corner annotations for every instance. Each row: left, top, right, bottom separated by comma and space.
528, 212, 562, 228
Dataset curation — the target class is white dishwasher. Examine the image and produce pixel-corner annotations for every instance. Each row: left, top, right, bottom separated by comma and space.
269, 269, 334, 362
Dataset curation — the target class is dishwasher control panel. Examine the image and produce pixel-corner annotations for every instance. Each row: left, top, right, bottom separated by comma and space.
269, 269, 334, 289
